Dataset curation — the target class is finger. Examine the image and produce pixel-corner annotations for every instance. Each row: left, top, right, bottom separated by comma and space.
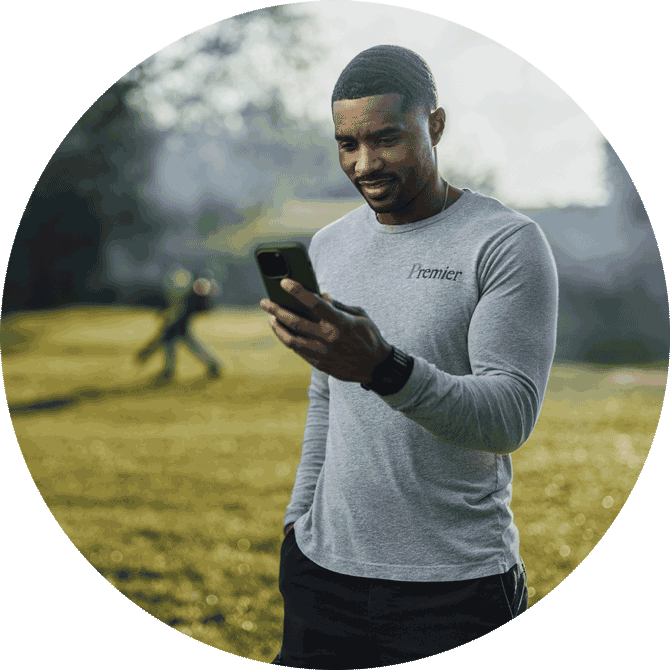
269, 315, 328, 355
269, 315, 306, 348
262, 297, 338, 343
281, 279, 342, 324
283, 281, 365, 319
262, 299, 325, 337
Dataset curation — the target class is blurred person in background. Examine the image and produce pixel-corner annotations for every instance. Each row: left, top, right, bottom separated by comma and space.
261, 45, 559, 668
136, 267, 222, 385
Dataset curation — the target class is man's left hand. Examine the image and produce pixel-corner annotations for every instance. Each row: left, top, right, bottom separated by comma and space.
259, 279, 392, 384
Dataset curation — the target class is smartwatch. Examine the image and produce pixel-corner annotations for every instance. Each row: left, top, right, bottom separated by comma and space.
361, 346, 414, 396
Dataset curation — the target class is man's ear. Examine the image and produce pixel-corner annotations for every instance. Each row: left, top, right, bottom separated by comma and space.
429, 107, 447, 146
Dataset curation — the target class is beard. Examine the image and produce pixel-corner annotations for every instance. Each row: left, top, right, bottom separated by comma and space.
356, 173, 426, 216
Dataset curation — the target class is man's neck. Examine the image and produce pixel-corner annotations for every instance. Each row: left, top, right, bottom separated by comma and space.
376, 180, 463, 226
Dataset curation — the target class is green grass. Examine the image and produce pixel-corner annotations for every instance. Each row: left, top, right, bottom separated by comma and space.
1, 306, 667, 663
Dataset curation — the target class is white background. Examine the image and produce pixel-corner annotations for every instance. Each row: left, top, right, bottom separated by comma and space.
2, 1, 667, 667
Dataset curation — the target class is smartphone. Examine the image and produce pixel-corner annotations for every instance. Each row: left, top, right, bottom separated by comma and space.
254, 242, 321, 323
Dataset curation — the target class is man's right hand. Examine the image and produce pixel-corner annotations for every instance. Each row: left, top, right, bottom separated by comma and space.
284, 523, 294, 537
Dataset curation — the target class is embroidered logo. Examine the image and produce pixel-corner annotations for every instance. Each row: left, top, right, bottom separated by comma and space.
407, 263, 463, 281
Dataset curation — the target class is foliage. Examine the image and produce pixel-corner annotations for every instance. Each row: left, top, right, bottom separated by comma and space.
3, 6, 324, 315
124, 5, 321, 135
2, 307, 666, 663
2, 78, 159, 312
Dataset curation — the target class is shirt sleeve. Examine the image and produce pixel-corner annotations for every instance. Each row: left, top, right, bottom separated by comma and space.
283, 366, 330, 528
381, 222, 559, 454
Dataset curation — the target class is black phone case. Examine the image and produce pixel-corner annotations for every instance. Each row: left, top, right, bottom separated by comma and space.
254, 242, 321, 322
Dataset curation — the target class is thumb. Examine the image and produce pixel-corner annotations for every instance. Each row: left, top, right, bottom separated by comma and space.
322, 292, 333, 303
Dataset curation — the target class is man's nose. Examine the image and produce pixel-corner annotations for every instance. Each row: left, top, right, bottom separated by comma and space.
355, 147, 383, 178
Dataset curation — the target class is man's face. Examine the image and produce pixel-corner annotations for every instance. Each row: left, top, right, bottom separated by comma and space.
332, 93, 440, 216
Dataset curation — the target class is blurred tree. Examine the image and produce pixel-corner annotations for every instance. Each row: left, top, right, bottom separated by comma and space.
124, 5, 320, 135
554, 138, 668, 363
603, 140, 650, 227
3, 80, 161, 312
3, 5, 322, 314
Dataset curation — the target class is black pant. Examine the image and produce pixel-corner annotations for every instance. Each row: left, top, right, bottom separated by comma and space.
272, 530, 527, 669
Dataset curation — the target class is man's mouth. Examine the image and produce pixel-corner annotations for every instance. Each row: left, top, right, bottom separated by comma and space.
357, 176, 396, 199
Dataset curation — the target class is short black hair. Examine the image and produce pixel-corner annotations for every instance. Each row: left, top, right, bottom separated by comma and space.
331, 45, 438, 112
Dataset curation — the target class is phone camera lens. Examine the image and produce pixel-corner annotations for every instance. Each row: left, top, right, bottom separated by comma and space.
258, 251, 289, 279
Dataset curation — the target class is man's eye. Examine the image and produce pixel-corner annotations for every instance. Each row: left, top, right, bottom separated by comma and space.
377, 136, 400, 146
339, 143, 356, 152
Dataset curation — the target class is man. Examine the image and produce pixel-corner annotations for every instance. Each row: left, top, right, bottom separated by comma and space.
136, 268, 222, 384
260, 45, 558, 669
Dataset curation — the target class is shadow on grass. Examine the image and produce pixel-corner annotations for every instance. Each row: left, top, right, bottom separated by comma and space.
7, 368, 310, 415
6, 375, 223, 415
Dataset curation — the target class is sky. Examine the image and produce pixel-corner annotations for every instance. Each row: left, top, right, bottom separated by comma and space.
2, 1, 668, 669
275, 1, 609, 209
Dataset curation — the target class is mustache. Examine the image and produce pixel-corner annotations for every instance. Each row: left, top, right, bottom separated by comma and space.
355, 173, 396, 187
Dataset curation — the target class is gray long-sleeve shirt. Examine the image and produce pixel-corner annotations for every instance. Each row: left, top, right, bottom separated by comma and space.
284, 189, 559, 581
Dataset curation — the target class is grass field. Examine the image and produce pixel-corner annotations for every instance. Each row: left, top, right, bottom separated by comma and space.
1, 305, 667, 664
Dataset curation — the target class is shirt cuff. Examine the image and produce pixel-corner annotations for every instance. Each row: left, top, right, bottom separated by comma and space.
378, 353, 431, 410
